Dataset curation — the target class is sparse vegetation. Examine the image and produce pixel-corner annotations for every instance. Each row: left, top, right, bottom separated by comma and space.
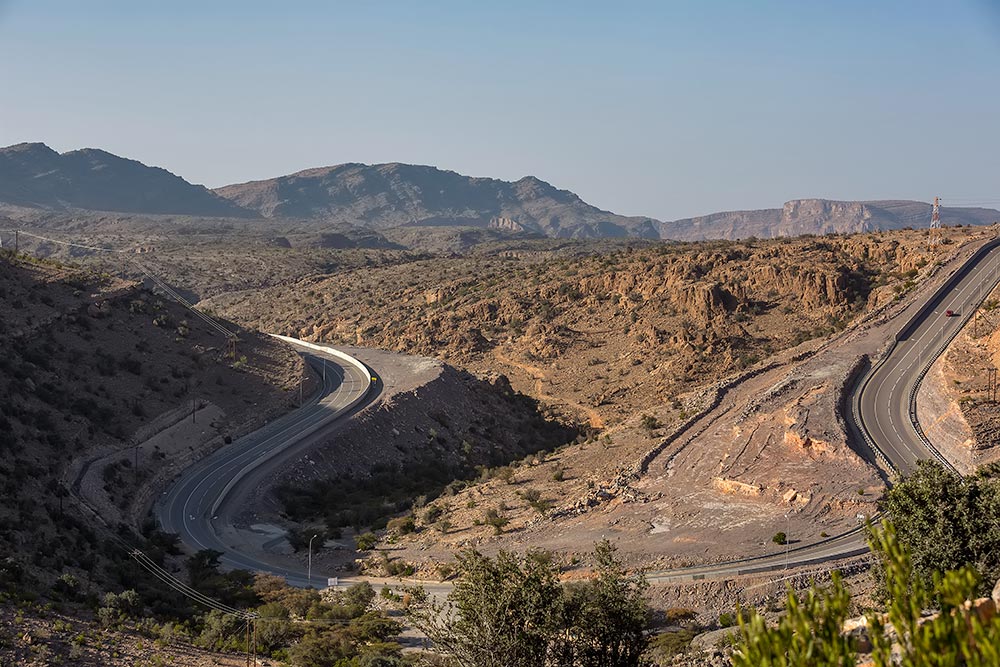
483, 508, 510, 534
733, 521, 1000, 666
410, 540, 649, 666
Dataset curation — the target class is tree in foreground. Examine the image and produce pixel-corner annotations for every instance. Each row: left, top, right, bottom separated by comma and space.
880, 460, 1000, 595
408, 540, 649, 667
731, 520, 1000, 667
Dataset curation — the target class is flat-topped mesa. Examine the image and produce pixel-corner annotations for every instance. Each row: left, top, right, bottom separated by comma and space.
781, 199, 875, 235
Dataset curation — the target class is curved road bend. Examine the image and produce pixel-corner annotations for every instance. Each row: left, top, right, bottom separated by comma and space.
159, 241, 1000, 589
157, 339, 375, 588
856, 241, 1000, 475
650, 237, 1000, 583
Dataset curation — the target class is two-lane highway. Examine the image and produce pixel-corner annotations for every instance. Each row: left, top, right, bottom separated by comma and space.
650, 236, 1000, 583
156, 339, 374, 587
856, 240, 1000, 475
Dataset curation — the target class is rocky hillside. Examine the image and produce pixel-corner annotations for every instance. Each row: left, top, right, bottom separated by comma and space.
0, 142, 252, 217
0, 251, 304, 591
213, 162, 662, 238
206, 230, 956, 428
659, 199, 1000, 241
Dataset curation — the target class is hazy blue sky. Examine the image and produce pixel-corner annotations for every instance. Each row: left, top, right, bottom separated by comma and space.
1, 1, 998, 219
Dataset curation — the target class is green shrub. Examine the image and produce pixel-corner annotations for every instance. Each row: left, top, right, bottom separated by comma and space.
423, 506, 443, 524
483, 509, 509, 534
355, 533, 378, 551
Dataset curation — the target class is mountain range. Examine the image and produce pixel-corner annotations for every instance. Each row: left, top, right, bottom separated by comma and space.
0, 142, 250, 218
1, 142, 997, 241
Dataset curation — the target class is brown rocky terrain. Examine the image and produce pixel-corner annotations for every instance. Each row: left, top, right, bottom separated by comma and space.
0, 251, 307, 594
0, 604, 249, 667
177, 227, 985, 576
206, 230, 946, 427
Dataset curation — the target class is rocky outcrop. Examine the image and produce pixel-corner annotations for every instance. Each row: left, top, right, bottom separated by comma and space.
712, 477, 762, 497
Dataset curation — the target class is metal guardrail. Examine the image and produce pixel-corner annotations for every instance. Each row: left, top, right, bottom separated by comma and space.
208, 338, 375, 516
850, 237, 1000, 477
850, 352, 899, 477
905, 247, 1000, 474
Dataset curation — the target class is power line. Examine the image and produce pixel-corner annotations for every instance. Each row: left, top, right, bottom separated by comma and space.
8, 229, 124, 254
4, 228, 237, 340
129, 550, 249, 617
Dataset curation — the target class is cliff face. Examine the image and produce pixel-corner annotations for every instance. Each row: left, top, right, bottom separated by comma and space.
780, 199, 874, 235
660, 199, 999, 241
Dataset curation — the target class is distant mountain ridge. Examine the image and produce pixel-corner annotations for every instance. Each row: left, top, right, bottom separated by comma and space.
213, 162, 661, 239
0, 142, 251, 217
211, 162, 999, 240
660, 199, 1000, 241
1, 142, 996, 240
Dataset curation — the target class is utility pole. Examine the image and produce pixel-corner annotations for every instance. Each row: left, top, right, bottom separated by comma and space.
308, 533, 319, 585
13, 230, 18, 255
929, 196, 942, 249
784, 512, 791, 570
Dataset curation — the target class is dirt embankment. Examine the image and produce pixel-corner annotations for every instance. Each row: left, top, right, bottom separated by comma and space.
237, 349, 578, 566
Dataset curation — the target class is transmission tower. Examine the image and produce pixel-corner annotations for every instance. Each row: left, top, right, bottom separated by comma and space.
929, 196, 942, 248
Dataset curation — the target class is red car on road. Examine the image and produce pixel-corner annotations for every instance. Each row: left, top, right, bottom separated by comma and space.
945, 309, 957, 317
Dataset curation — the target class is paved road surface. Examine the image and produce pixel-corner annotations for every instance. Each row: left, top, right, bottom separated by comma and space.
159, 239, 1000, 589
647, 238, 1000, 582
856, 241, 1000, 474
156, 340, 373, 588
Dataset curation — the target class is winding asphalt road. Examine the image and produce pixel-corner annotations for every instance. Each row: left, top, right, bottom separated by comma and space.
158, 237, 1000, 589
156, 339, 374, 588
855, 240, 1000, 475
651, 237, 1000, 583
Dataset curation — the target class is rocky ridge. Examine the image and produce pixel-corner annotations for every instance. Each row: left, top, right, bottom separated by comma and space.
660, 199, 1000, 241
0, 142, 252, 217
